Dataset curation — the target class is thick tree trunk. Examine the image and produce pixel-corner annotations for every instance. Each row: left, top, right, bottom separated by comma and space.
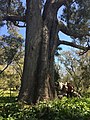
18, 0, 62, 104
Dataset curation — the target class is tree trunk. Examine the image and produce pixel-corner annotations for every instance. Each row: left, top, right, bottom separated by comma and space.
18, 0, 42, 103
36, 13, 59, 101
18, 0, 61, 104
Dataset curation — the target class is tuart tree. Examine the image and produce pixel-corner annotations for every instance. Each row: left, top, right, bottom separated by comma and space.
0, 0, 90, 104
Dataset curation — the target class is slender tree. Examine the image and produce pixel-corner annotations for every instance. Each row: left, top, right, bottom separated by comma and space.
0, 0, 90, 104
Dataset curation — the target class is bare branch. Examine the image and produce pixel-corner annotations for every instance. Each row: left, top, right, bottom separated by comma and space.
2, 15, 26, 22
0, 61, 12, 74
58, 40, 90, 51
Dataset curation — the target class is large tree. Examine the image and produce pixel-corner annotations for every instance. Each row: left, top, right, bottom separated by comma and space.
0, 0, 90, 104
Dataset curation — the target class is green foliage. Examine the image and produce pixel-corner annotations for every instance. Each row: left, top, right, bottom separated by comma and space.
0, 0, 25, 17
0, 97, 90, 120
60, 0, 90, 47
0, 0, 25, 35
0, 35, 24, 64
0, 34, 24, 91
61, 0, 90, 36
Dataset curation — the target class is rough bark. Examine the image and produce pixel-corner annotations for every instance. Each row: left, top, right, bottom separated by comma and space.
18, 0, 42, 103
18, 0, 61, 103
36, 0, 64, 101
34, 0, 62, 102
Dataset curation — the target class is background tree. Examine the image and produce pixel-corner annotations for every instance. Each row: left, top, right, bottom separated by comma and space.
58, 50, 90, 93
0, 0, 90, 104
0, 34, 24, 93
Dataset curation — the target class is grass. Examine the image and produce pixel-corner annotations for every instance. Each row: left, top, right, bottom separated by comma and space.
0, 90, 90, 120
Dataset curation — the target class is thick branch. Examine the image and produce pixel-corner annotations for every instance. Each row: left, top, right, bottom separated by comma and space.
42, 0, 66, 20
2, 15, 26, 22
58, 21, 90, 38
58, 40, 90, 50
53, 0, 66, 6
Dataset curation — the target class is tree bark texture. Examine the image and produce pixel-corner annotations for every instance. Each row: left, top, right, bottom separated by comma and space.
18, 0, 67, 104
18, 0, 42, 103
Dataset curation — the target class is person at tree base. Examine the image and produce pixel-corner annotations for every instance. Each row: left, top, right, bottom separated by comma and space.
67, 82, 74, 98
61, 84, 67, 96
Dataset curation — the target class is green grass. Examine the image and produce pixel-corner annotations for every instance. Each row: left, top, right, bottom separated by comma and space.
0, 90, 90, 120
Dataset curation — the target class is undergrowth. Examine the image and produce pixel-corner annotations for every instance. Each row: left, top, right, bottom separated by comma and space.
0, 96, 90, 120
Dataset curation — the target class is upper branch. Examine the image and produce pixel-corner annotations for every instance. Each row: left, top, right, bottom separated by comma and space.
42, 0, 66, 20
58, 40, 90, 51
